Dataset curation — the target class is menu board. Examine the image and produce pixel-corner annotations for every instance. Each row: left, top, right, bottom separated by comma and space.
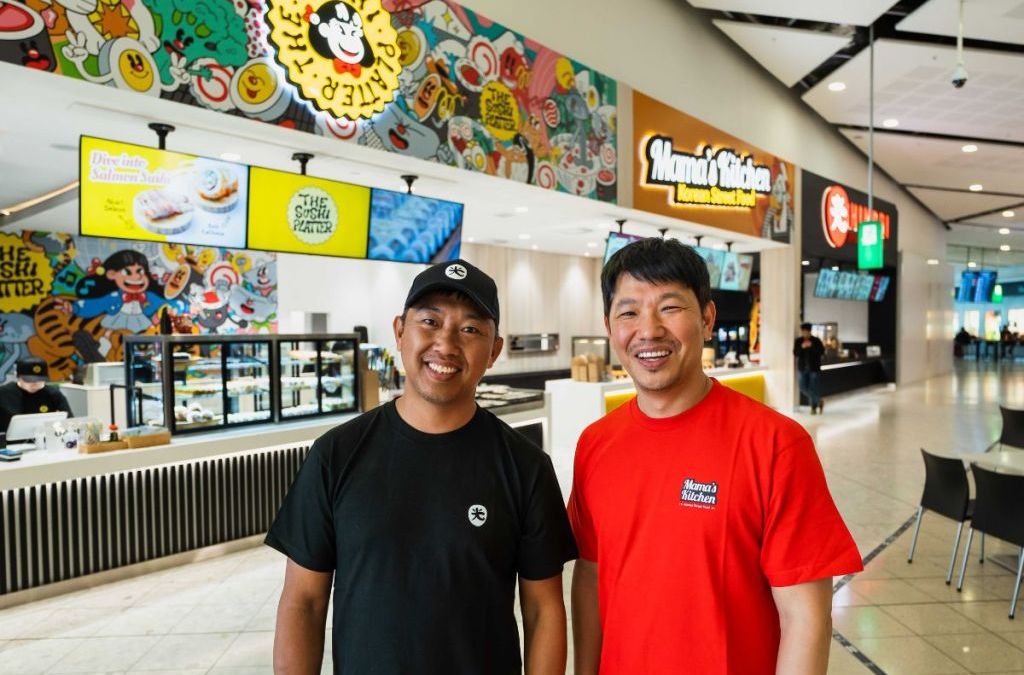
719, 252, 754, 291
871, 275, 890, 302
814, 269, 839, 298
367, 189, 464, 264
853, 274, 875, 301
603, 232, 645, 265
957, 271, 979, 303
694, 246, 724, 288
974, 270, 998, 303
247, 168, 371, 258
80, 136, 249, 248
835, 271, 860, 300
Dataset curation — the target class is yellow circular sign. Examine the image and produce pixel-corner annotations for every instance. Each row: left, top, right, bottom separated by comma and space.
117, 48, 155, 93
235, 62, 276, 106
267, 0, 402, 121
480, 81, 521, 142
39, 405, 49, 413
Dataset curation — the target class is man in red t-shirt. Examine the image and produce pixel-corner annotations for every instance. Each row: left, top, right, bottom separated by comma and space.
569, 238, 862, 674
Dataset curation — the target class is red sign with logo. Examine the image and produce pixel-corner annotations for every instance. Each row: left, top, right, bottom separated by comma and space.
821, 184, 891, 249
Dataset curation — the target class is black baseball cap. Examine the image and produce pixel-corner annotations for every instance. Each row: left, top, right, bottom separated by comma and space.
404, 259, 500, 326
16, 357, 49, 383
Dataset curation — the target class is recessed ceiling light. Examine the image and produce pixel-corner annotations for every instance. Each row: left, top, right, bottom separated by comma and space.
467, 237, 475, 243
831, 266, 839, 271
584, 252, 591, 257
531, 244, 538, 250
1000, 228, 1011, 235
828, 82, 846, 92
220, 152, 241, 161
969, 184, 983, 192
882, 118, 899, 128
517, 233, 531, 240
1004, 211, 1016, 218
514, 206, 529, 214
801, 260, 810, 266
961, 144, 978, 153
967, 261, 977, 268
927, 259, 940, 265
1001, 244, 1011, 252
586, 242, 598, 248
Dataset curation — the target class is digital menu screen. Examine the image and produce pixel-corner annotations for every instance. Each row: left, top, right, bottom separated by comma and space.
974, 270, 998, 304
814, 269, 839, 298
719, 252, 753, 291
694, 246, 724, 288
853, 274, 875, 301
604, 232, 645, 265
835, 271, 859, 300
957, 271, 979, 303
80, 136, 249, 248
870, 275, 890, 302
367, 189, 464, 264
247, 167, 371, 258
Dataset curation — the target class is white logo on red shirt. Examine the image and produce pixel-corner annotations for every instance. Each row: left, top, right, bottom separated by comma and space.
680, 477, 718, 510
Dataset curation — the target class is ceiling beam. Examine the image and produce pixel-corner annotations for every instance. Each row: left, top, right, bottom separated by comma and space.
949, 201, 1024, 224
836, 125, 1024, 149
904, 184, 1024, 199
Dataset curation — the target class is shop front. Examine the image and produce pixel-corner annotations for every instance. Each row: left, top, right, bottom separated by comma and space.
800, 170, 899, 399
1, 0, 799, 600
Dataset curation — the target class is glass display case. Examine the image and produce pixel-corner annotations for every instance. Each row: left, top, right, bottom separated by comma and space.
124, 334, 359, 434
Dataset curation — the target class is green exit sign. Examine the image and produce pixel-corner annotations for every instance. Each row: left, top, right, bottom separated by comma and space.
858, 220, 884, 270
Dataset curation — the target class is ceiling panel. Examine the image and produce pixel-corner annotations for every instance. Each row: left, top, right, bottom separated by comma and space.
898, 0, 1024, 46
803, 39, 1024, 142
712, 21, 852, 86
687, 0, 893, 26
838, 128, 1024, 195
907, 187, 1021, 221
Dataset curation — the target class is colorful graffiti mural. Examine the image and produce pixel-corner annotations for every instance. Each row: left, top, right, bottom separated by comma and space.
0, 0, 617, 202
0, 230, 277, 381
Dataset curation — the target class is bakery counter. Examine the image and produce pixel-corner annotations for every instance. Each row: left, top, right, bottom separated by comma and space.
0, 398, 550, 600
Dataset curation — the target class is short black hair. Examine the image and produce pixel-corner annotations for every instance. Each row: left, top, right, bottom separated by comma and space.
800, 322, 813, 331
601, 238, 710, 316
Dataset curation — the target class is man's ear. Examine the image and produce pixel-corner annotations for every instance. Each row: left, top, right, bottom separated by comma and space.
488, 334, 504, 368
393, 314, 404, 347
703, 301, 717, 341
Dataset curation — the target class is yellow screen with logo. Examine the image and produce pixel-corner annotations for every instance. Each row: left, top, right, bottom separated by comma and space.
247, 168, 371, 258
80, 136, 249, 248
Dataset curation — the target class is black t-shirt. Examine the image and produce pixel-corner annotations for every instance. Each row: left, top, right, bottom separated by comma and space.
793, 336, 825, 372
0, 381, 73, 433
265, 400, 578, 674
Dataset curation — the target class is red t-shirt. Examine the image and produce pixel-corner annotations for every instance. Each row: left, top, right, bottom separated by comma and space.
568, 380, 862, 674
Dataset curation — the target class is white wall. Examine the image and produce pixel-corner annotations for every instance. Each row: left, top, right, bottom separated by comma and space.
459, 0, 951, 386
275, 243, 604, 376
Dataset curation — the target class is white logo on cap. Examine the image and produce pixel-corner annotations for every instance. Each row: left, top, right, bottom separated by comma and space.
468, 504, 487, 527
445, 264, 468, 280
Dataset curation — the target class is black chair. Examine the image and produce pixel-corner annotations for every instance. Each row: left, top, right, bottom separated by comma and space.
956, 464, 1024, 619
908, 449, 974, 584
990, 406, 1024, 451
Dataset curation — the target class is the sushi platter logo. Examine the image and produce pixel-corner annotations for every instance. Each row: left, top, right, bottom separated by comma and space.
266, 0, 403, 121
287, 187, 338, 245
641, 135, 771, 209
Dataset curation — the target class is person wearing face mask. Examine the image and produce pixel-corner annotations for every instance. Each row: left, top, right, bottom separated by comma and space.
266, 259, 577, 675
0, 357, 73, 433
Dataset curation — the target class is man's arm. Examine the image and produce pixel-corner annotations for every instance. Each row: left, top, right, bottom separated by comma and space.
519, 573, 567, 675
772, 577, 833, 675
571, 559, 602, 675
274, 558, 334, 675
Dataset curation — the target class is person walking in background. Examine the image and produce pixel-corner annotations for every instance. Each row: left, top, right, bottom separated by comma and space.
794, 322, 826, 414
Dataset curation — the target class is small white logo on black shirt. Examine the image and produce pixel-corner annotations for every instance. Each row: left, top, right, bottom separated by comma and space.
468, 504, 488, 526
680, 478, 718, 510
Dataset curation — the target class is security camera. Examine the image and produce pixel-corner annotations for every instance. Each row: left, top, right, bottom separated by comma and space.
952, 62, 968, 88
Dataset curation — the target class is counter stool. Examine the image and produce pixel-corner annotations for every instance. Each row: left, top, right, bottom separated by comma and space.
908, 448, 974, 585
956, 464, 1024, 619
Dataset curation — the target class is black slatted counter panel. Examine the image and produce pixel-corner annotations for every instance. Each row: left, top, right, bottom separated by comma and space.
0, 443, 311, 596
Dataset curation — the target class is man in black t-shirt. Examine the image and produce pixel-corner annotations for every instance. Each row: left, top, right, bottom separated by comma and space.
0, 357, 73, 432
266, 259, 577, 674
793, 322, 826, 414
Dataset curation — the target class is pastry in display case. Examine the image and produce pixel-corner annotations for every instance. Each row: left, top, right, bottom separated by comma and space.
124, 334, 359, 434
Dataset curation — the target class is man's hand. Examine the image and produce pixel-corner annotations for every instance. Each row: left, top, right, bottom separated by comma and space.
520, 573, 568, 675
571, 559, 602, 675
772, 577, 833, 675
274, 558, 333, 674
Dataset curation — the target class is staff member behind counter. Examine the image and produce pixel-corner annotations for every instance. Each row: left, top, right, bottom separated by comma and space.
0, 357, 73, 432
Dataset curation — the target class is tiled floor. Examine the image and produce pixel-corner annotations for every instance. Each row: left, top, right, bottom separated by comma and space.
2, 360, 1023, 674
